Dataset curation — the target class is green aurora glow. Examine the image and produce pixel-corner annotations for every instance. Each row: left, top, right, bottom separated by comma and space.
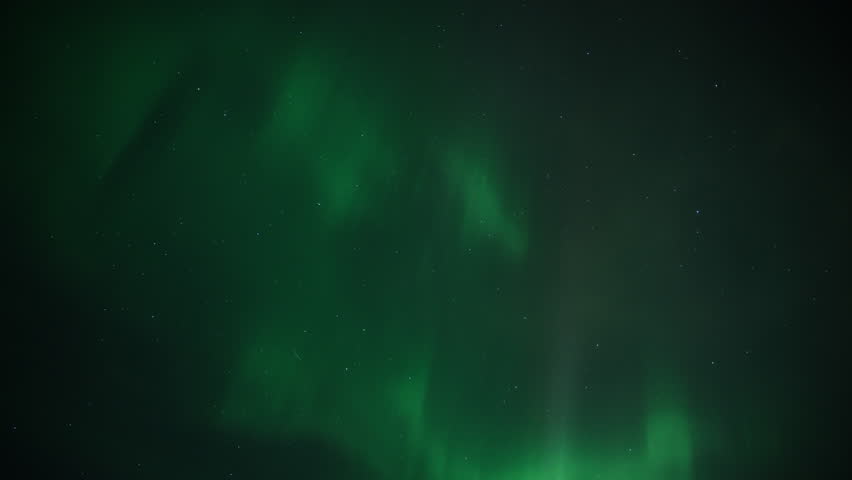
9, 3, 847, 479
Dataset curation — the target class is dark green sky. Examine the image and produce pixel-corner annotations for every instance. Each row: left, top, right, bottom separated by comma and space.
7, 2, 850, 479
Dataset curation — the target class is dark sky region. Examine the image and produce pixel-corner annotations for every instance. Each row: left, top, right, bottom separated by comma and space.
5, 2, 850, 479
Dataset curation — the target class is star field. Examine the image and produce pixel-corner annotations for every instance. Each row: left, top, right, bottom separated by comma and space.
6, 2, 850, 479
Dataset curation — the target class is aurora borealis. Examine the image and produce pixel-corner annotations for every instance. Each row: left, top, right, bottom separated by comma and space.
7, 2, 849, 479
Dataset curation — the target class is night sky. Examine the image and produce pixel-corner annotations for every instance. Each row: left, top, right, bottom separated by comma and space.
6, 2, 850, 479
